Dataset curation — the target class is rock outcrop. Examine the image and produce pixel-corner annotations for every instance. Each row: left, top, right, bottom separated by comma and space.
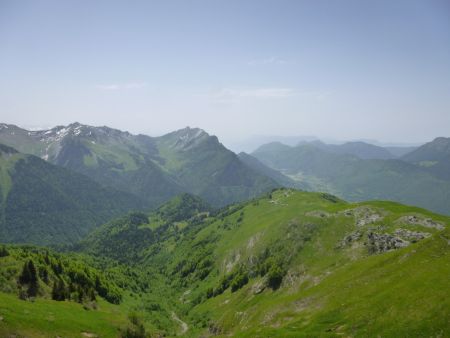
366, 232, 409, 254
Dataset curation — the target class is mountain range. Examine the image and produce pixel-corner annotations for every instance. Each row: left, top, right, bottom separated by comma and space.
0, 122, 279, 207
251, 137, 450, 215
307, 140, 397, 159
0, 121, 449, 336
0, 122, 449, 248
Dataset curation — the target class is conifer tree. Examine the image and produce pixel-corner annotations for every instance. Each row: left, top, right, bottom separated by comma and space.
52, 279, 66, 301
26, 260, 39, 297
18, 260, 39, 297
0, 246, 9, 257
19, 261, 31, 285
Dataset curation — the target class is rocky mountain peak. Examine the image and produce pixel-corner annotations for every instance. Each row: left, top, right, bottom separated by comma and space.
0, 123, 12, 130
169, 127, 211, 150
30, 123, 132, 144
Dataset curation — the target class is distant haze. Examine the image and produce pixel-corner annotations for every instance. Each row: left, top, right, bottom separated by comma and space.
224, 135, 423, 154
1, 0, 449, 149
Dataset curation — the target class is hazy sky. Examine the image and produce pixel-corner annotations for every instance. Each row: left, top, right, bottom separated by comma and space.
0, 0, 449, 147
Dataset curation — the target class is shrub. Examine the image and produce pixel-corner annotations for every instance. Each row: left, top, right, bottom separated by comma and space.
230, 272, 249, 292
267, 265, 284, 290
0, 246, 9, 257
120, 312, 147, 338
52, 279, 67, 301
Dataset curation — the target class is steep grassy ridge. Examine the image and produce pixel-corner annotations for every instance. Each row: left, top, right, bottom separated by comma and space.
77, 189, 449, 337
180, 191, 449, 336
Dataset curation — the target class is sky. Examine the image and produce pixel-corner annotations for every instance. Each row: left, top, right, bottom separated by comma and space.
0, 0, 449, 150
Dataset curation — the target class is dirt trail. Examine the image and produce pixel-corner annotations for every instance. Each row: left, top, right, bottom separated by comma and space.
171, 311, 189, 335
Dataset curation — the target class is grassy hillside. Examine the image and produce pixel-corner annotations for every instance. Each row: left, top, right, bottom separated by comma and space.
158, 190, 449, 337
0, 190, 448, 337
0, 245, 128, 337
0, 244, 181, 337
0, 144, 146, 245
79, 190, 450, 336
0, 292, 126, 338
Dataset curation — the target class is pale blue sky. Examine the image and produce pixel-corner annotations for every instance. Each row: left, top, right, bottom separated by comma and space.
0, 0, 449, 147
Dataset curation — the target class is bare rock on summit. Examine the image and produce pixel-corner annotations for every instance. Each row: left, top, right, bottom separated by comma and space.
397, 215, 445, 230
366, 232, 409, 254
395, 228, 431, 242
337, 231, 363, 248
341, 207, 384, 227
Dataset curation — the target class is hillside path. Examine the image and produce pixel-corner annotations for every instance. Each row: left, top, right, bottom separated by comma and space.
171, 311, 189, 335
